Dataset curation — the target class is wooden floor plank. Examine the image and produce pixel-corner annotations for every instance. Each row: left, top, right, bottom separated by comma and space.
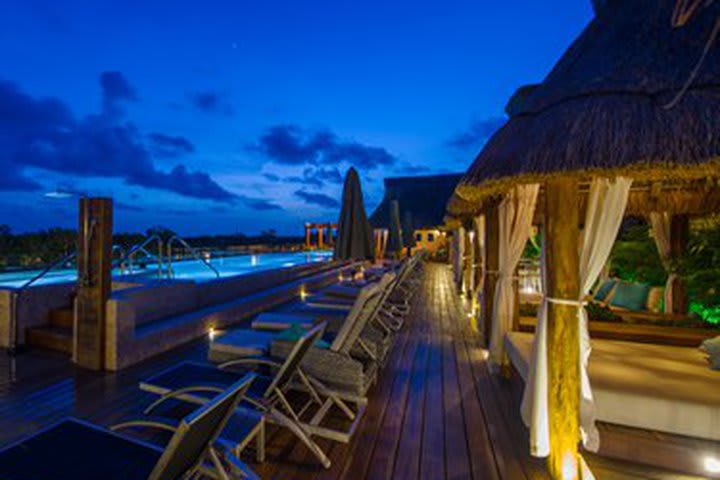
392, 336, 430, 480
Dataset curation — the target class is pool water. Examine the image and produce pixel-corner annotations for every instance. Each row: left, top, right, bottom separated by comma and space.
0, 251, 332, 288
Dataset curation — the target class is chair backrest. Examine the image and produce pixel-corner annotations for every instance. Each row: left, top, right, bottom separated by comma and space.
262, 322, 325, 400
329, 281, 382, 351
336, 272, 396, 355
148, 373, 255, 480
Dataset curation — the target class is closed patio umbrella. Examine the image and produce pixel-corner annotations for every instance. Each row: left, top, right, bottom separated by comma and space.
401, 211, 415, 257
333, 167, 374, 261
386, 200, 403, 257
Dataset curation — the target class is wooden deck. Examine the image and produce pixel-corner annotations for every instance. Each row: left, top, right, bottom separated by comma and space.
0, 263, 704, 479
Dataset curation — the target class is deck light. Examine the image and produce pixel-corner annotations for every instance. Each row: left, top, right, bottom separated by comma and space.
561, 452, 577, 480
705, 456, 720, 475
208, 327, 217, 341
300, 287, 308, 301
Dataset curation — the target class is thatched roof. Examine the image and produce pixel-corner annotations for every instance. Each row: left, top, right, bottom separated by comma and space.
455, 0, 720, 212
370, 173, 463, 230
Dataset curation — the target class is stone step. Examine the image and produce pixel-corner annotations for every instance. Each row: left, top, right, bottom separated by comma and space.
26, 325, 72, 355
48, 308, 74, 328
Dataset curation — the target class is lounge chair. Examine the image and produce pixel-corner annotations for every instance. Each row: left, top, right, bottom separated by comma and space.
0, 373, 257, 480
140, 323, 349, 468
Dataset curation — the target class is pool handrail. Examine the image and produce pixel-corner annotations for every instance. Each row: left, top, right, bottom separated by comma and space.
166, 235, 221, 279
7, 250, 78, 356
124, 234, 165, 278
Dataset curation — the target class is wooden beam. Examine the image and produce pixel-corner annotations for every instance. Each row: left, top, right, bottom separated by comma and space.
482, 201, 500, 347
75, 197, 113, 371
544, 178, 581, 480
668, 214, 689, 314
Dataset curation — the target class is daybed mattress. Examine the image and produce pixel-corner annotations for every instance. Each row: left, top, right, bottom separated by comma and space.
505, 331, 720, 441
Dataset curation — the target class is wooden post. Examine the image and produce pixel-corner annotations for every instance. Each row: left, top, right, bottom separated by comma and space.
317, 227, 324, 249
305, 224, 312, 249
544, 178, 581, 480
669, 214, 689, 314
75, 197, 113, 371
474, 218, 484, 297
482, 201, 500, 347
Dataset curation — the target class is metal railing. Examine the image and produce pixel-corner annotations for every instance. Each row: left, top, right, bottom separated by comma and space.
7, 250, 78, 356
124, 234, 165, 278
166, 235, 220, 279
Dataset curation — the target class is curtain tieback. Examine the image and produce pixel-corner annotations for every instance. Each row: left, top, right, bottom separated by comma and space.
545, 297, 587, 307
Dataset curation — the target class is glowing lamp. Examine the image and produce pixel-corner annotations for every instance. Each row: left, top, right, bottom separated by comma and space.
208, 327, 217, 341
299, 287, 308, 301
561, 452, 578, 480
706, 456, 720, 475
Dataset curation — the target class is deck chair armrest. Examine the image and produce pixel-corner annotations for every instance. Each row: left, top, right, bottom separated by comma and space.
219, 356, 284, 370
110, 417, 179, 434
143, 385, 226, 415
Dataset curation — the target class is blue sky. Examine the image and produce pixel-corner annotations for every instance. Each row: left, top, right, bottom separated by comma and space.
0, 0, 593, 235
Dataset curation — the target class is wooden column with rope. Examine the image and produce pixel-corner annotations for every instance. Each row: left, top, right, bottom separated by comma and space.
544, 178, 581, 480
75, 197, 113, 371
668, 214, 689, 314
482, 200, 500, 347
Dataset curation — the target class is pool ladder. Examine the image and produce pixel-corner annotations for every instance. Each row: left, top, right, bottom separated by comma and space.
165, 235, 220, 279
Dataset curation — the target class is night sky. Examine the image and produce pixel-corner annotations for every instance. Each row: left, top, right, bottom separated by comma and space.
0, 1, 593, 235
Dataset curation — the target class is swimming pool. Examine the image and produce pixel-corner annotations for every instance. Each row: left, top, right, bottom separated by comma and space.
0, 251, 333, 288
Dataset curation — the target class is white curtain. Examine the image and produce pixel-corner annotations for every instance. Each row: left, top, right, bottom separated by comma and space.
649, 212, 677, 314
521, 177, 632, 457
454, 227, 465, 289
464, 230, 475, 294
488, 184, 539, 366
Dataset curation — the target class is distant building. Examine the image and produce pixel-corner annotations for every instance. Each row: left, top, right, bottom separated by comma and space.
369, 173, 463, 256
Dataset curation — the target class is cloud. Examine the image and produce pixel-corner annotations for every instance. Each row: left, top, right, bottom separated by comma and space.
148, 133, 195, 158
0, 76, 235, 202
100, 71, 138, 116
447, 116, 506, 149
240, 195, 283, 211
294, 190, 339, 209
250, 124, 396, 170
394, 162, 431, 175
310, 167, 343, 184
115, 201, 145, 212
189, 90, 234, 116
262, 166, 343, 189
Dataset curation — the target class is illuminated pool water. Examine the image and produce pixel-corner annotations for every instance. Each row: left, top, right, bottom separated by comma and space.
0, 251, 332, 288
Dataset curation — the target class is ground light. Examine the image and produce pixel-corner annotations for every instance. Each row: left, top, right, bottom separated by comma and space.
299, 286, 308, 301
706, 456, 720, 475
208, 327, 218, 341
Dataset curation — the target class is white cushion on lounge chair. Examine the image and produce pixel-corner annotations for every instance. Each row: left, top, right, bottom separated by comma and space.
252, 312, 315, 331
211, 329, 275, 357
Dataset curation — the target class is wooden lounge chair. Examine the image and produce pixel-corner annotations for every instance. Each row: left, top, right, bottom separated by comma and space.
0, 373, 257, 480
140, 323, 346, 468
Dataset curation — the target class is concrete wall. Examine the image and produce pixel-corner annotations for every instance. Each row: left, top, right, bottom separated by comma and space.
105, 262, 353, 370
0, 283, 75, 347
0, 280, 141, 348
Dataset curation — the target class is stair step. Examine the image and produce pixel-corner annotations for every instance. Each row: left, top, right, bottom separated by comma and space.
26, 325, 72, 355
48, 308, 74, 328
